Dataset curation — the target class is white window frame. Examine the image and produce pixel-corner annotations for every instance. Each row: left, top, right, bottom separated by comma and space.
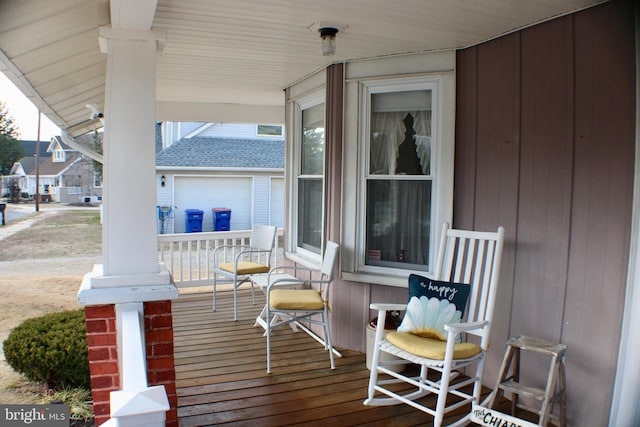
256, 124, 284, 138
287, 91, 326, 265
342, 73, 454, 287
53, 149, 65, 162
93, 172, 103, 188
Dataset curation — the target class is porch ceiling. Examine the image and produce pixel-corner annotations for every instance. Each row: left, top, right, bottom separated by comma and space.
0, 0, 605, 136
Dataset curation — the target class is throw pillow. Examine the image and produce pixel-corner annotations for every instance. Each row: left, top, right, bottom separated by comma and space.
397, 274, 470, 341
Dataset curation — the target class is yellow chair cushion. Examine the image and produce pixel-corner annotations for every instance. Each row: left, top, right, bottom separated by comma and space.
219, 262, 269, 275
386, 332, 481, 360
270, 289, 325, 310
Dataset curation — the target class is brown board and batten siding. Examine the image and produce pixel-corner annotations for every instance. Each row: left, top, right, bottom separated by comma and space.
319, 0, 634, 424
454, 1, 636, 425
325, 63, 372, 351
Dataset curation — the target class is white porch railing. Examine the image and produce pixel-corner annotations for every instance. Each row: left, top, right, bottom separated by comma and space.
157, 229, 284, 288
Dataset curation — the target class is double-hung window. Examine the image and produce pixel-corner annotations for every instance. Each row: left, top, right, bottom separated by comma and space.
291, 92, 326, 259
365, 88, 433, 270
343, 73, 454, 284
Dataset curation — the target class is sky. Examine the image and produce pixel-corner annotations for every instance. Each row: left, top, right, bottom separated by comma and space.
0, 72, 61, 141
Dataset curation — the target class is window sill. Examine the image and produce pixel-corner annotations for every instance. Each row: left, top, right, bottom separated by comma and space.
285, 251, 322, 270
342, 271, 416, 288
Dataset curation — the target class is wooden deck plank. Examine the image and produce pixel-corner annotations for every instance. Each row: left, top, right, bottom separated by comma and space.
173, 288, 472, 426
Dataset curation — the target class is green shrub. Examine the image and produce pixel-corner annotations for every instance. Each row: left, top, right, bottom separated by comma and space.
3, 310, 90, 389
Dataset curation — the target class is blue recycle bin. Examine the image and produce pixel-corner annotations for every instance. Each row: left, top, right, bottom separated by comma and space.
185, 209, 204, 233
213, 208, 231, 231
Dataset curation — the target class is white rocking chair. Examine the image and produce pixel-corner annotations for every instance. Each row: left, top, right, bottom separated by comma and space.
365, 223, 505, 427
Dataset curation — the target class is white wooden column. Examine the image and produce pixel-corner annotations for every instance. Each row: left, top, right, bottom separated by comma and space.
100, 28, 160, 279
76, 1, 175, 296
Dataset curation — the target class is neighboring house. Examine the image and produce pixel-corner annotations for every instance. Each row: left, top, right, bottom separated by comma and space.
156, 123, 284, 233
4, 136, 102, 204
1, 140, 47, 199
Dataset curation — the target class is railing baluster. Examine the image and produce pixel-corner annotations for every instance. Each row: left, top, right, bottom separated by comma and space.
205, 239, 211, 280
197, 238, 202, 281
178, 241, 184, 282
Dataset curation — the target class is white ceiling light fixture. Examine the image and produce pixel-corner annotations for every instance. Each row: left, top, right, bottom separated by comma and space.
308, 22, 346, 57
319, 26, 339, 56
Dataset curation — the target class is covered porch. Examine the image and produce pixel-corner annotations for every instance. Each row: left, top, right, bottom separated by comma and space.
157, 230, 517, 425
1, 1, 639, 426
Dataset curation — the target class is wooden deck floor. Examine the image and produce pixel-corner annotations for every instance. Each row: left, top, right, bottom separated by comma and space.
172, 287, 480, 426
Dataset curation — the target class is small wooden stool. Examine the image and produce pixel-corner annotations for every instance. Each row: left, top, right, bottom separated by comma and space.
489, 335, 567, 426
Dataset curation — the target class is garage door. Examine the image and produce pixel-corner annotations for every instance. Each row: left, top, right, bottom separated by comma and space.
174, 176, 252, 232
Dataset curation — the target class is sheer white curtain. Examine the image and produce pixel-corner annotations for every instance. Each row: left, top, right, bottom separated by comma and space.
413, 111, 431, 175
370, 111, 431, 175
367, 110, 432, 269
370, 112, 403, 175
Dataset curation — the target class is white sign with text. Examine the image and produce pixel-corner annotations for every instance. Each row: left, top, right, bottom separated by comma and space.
470, 405, 539, 427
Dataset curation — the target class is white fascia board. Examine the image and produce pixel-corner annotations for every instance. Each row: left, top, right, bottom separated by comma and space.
156, 102, 284, 124
47, 137, 61, 152
155, 167, 284, 173
61, 132, 104, 163
26, 174, 56, 180
184, 123, 215, 139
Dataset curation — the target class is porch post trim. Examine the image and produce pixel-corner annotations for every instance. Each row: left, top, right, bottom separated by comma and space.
610, 5, 640, 425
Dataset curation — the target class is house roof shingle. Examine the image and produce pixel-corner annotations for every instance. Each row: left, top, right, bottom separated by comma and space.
19, 140, 50, 156
156, 137, 284, 169
17, 151, 82, 175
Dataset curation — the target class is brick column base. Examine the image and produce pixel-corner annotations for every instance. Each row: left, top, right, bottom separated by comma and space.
145, 300, 178, 427
85, 305, 119, 427
85, 301, 178, 426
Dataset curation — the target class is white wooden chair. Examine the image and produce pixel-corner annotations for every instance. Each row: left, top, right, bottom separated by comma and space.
212, 224, 277, 321
364, 223, 505, 427
263, 241, 340, 373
